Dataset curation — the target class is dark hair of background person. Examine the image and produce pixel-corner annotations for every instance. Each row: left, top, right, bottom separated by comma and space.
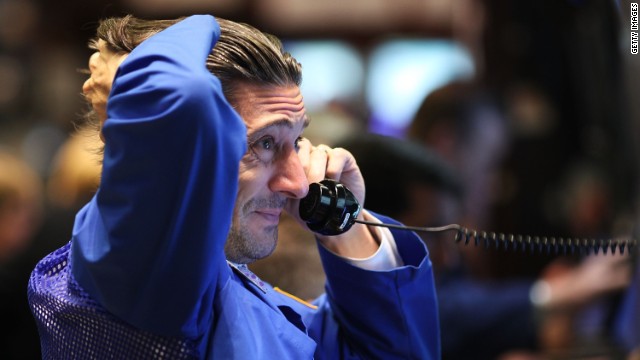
337, 133, 463, 219
0, 149, 44, 359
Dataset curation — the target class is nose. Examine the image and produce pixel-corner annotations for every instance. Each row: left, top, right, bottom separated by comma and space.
87, 52, 99, 74
269, 148, 309, 199
82, 52, 100, 94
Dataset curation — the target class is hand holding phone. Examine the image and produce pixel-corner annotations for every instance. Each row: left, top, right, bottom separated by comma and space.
291, 140, 366, 236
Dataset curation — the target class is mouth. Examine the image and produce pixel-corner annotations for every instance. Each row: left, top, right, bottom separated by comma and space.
252, 208, 283, 225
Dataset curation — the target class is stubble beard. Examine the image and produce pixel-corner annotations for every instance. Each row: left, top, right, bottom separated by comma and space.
224, 196, 286, 264
225, 222, 278, 265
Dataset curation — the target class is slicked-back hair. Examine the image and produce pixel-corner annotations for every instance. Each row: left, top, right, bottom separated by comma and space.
94, 15, 302, 104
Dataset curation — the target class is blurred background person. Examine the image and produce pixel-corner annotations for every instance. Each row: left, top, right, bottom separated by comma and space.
337, 133, 634, 360
0, 126, 100, 358
45, 125, 102, 213
407, 80, 508, 280
0, 150, 44, 359
0, 150, 43, 268
407, 77, 635, 358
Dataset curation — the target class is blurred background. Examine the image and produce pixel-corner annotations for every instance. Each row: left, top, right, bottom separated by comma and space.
1, 0, 639, 359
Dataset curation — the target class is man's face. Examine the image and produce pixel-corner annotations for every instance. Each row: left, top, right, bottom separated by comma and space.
225, 83, 310, 264
82, 39, 128, 132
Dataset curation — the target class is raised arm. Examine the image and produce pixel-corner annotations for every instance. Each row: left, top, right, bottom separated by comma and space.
289, 140, 440, 358
71, 15, 246, 338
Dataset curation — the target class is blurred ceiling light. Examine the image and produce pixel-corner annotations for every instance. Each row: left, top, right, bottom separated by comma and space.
367, 39, 474, 135
284, 41, 364, 112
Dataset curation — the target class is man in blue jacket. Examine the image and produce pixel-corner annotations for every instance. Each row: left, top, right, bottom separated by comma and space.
28, 15, 440, 359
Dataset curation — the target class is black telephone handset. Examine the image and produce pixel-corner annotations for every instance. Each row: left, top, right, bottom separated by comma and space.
298, 179, 361, 236
299, 180, 637, 255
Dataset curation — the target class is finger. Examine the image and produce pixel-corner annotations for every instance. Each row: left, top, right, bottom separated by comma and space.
296, 137, 312, 177
324, 147, 356, 181
307, 146, 329, 183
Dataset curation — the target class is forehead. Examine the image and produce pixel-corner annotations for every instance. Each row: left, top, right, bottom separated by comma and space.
233, 83, 308, 131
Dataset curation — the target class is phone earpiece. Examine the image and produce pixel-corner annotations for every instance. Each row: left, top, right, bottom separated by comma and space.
299, 179, 361, 236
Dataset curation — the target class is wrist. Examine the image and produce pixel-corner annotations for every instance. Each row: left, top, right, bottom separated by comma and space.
317, 210, 380, 258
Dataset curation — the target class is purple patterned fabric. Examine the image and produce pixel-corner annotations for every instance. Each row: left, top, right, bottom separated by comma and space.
28, 242, 200, 359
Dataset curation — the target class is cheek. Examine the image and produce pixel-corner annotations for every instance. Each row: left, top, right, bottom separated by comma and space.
237, 159, 271, 206
236, 161, 258, 209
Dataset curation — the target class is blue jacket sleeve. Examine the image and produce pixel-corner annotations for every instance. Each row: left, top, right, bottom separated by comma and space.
71, 15, 247, 338
309, 213, 441, 359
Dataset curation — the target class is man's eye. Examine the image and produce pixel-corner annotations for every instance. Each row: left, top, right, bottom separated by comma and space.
250, 136, 276, 163
259, 137, 274, 150
294, 137, 303, 152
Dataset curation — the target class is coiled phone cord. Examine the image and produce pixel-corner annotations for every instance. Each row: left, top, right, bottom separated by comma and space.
355, 219, 637, 255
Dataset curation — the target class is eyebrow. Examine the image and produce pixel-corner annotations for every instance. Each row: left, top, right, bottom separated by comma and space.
247, 116, 310, 141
